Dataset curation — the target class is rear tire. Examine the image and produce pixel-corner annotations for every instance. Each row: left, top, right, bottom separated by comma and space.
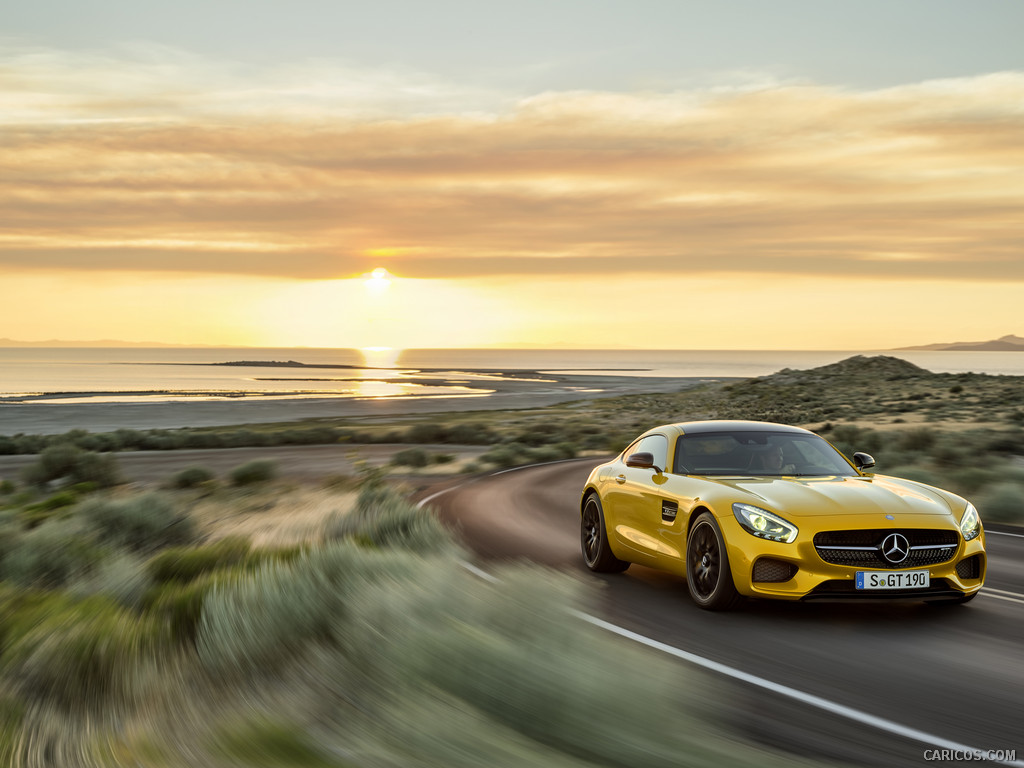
686, 512, 740, 610
581, 495, 629, 573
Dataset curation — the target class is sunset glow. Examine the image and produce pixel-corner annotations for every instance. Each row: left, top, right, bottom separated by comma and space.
1, 3, 1021, 350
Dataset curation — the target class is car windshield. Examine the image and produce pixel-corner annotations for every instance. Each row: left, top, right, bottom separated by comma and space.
673, 431, 858, 477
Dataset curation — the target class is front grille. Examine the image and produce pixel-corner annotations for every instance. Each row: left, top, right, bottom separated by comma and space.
813, 529, 958, 569
752, 558, 798, 583
956, 555, 982, 580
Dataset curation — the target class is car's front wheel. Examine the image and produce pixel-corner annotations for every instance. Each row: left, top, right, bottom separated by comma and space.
581, 495, 629, 573
686, 512, 740, 610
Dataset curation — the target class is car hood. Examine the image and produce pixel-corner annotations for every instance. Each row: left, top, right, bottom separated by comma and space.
702, 474, 959, 519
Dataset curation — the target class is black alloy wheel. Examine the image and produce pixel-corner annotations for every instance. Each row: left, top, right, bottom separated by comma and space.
581, 495, 629, 573
686, 512, 740, 610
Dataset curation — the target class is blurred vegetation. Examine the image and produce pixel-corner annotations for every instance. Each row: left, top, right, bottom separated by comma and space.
0, 473, 817, 767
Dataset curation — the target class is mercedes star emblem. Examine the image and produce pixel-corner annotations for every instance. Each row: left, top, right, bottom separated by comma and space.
880, 533, 910, 564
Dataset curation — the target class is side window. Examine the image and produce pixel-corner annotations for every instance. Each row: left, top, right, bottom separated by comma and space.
631, 435, 669, 471
621, 439, 643, 461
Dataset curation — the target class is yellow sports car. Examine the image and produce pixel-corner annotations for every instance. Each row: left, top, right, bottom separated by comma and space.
580, 421, 986, 610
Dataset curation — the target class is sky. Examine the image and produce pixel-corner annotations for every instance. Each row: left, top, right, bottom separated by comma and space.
2, 0, 1023, 350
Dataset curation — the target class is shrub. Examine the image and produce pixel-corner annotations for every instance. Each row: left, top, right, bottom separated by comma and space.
197, 544, 410, 677
144, 576, 217, 645
68, 553, 151, 611
328, 484, 453, 554
407, 423, 446, 443
171, 466, 215, 489
230, 460, 277, 486
147, 536, 252, 583
898, 428, 937, 452
481, 444, 526, 469
0, 520, 106, 589
0, 480, 14, 495
3, 595, 155, 711
79, 493, 196, 552
391, 448, 429, 468
21, 444, 120, 489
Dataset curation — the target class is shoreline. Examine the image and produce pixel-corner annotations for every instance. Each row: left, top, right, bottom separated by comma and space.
0, 373, 727, 436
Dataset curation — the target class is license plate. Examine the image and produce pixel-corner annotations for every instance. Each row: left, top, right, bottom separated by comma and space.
856, 570, 930, 590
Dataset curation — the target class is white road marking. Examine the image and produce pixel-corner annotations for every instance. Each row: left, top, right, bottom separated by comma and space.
985, 587, 1024, 597
489, 457, 594, 476
988, 530, 1024, 539
982, 587, 1024, 606
416, 485, 460, 508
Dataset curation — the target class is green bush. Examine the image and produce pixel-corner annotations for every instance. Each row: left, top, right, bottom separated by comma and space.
481, 444, 526, 469
19, 490, 79, 528
144, 576, 218, 645
147, 536, 252, 583
392, 448, 429, 468
0, 520, 106, 589
3, 595, 155, 711
21, 444, 120, 488
230, 460, 277, 486
328, 484, 454, 554
79, 493, 196, 553
197, 544, 400, 677
0, 480, 15, 495
68, 553, 151, 611
171, 466, 216, 488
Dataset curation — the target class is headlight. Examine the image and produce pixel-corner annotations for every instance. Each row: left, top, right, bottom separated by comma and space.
732, 503, 798, 543
960, 502, 981, 542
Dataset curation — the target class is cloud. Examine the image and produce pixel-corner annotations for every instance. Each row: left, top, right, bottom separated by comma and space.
1, 46, 1022, 282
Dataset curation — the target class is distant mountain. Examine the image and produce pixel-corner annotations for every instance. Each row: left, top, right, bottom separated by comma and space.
897, 334, 1024, 352
0, 337, 227, 348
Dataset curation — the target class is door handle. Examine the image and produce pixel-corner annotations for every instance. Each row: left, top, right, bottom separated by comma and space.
615, 474, 626, 484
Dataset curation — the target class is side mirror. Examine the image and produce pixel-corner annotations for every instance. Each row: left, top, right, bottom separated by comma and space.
626, 452, 662, 473
853, 452, 876, 471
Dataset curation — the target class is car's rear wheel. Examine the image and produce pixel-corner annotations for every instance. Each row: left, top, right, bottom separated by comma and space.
581, 495, 629, 573
686, 512, 740, 610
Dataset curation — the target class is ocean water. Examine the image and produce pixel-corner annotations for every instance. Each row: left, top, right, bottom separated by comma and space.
1, 347, 1023, 403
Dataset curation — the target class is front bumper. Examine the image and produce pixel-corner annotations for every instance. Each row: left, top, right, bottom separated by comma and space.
719, 516, 987, 601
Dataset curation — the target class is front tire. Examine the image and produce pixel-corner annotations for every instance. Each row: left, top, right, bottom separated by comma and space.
581, 495, 629, 573
686, 512, 740, 610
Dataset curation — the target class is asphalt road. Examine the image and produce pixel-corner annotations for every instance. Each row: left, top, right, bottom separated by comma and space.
424, 458, 1024, 768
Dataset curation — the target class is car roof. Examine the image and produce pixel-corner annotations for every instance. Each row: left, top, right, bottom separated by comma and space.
654, 420, 814, 436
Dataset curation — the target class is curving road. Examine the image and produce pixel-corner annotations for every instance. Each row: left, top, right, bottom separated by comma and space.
423, 458, 1024, 768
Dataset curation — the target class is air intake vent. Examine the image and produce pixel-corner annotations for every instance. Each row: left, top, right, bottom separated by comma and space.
752, 558, 798, 583
956, 555, 981, 580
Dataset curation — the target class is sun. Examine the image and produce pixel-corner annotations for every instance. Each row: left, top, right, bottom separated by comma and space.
364, 267, 392, 295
